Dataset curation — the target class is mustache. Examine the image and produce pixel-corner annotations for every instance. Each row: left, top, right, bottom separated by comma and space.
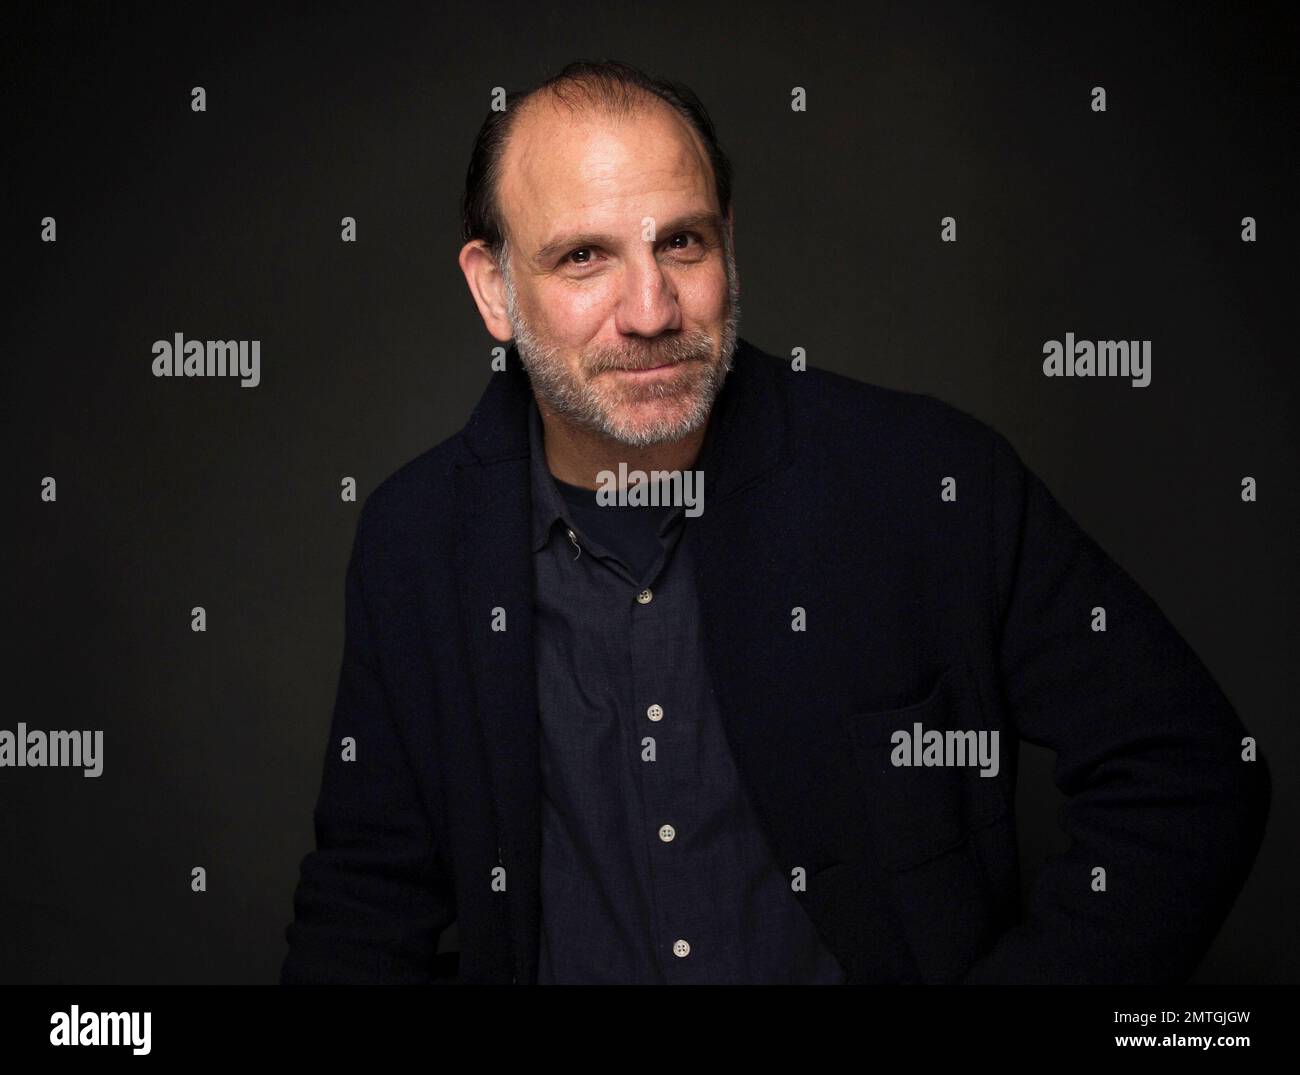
584, 336, 715, 374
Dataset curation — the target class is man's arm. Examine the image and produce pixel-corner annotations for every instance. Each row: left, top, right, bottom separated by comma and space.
281, 505, 456, 984
962, 430, 1270, 984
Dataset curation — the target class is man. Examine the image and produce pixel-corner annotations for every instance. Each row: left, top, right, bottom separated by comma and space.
281, 60, 1269, 984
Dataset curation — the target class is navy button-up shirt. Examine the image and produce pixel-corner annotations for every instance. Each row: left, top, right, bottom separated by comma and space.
528, 396, 845, 984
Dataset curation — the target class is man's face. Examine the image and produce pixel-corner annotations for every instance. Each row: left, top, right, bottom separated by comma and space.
495, 98, 740, 448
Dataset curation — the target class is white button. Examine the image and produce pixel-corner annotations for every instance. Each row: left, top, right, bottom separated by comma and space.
636, 588, 653, 604
646, 704, 664, 721
673, 939, 691, 958
659, 824, 676, 842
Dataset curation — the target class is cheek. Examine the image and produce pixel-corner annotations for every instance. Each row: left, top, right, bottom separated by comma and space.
535, 283, 609, 343
568, 289, 610, 324
676, 268, 729, 318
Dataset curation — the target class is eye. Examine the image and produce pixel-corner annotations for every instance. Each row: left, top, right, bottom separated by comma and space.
663, 231, 709, 256
564, 246, 599, 266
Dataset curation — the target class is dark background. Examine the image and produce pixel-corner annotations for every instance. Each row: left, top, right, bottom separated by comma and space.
2, 1, 1295, 983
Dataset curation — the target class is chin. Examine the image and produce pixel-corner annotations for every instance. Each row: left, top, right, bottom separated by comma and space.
602, 402, 704, 446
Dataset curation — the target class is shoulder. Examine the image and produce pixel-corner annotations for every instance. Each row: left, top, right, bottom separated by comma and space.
351, 429, 470, 554
741, 340, 1016, 472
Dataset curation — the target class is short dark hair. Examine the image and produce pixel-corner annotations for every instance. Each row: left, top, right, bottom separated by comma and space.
460, 59, 734, 265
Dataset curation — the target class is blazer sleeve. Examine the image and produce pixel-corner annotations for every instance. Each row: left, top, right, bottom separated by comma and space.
281, 504, 457, 983
961, 429, 1270, 984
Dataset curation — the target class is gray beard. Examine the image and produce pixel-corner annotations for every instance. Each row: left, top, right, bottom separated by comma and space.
502, 237, 742, 448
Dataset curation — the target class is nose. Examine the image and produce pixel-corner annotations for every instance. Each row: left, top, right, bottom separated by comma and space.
613, 247, 680, 338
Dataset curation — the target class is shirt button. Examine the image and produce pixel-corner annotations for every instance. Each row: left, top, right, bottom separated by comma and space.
673, 939, 691, 958
646, 704, 664, 721
636, 588, 653, 604
658, 823, 676, 842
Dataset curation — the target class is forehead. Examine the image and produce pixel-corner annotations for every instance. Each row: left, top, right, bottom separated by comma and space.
496, 96, 718, 242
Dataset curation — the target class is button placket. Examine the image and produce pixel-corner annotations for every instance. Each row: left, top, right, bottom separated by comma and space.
630, 565, 701, 980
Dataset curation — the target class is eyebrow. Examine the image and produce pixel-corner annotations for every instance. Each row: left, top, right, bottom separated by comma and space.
532, 210, 725, 267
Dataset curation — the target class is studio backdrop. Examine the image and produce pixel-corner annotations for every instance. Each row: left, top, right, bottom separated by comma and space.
2, 1, 1296, 984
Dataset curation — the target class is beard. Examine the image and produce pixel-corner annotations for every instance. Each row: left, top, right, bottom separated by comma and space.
502, 233, 741, 448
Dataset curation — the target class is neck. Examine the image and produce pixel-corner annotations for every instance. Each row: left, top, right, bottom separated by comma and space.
537, 400, 709, 489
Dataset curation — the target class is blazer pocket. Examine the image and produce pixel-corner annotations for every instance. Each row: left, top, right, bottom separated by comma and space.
841, 663, 1007, 872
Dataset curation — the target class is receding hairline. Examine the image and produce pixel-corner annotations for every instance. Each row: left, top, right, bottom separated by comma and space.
494, 83, 717, 259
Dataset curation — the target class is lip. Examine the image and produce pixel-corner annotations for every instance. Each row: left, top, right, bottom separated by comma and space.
607, 362, 681, 377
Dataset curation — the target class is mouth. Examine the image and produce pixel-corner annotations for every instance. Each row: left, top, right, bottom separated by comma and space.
604, 359, 688, 378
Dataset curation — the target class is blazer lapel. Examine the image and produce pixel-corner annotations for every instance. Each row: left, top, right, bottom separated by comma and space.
689, 347, 814, 870
453, 350, 542, 982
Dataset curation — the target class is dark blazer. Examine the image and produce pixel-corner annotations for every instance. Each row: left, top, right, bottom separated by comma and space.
281, 337, 1269, 984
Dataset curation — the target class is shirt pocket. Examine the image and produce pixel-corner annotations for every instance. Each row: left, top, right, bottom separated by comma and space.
839, 662, 1008, 872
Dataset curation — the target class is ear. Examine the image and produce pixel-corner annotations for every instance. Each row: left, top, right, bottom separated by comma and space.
458, 240, 514, 343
